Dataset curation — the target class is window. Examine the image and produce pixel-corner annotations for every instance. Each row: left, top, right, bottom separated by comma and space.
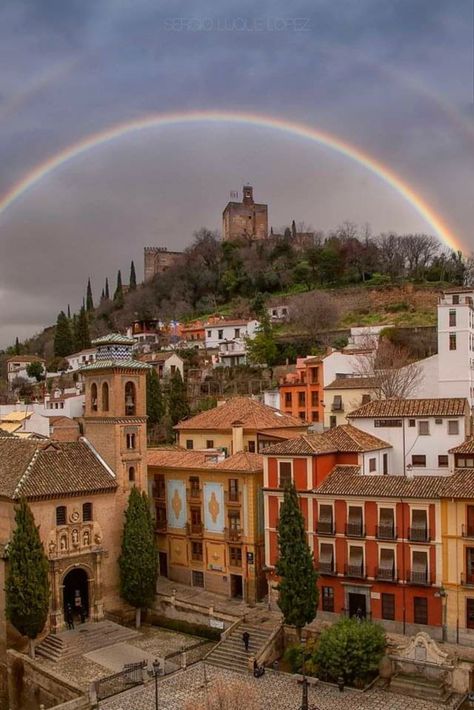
418, 421, 430, 436
228, 510, 241, 532
467, 599, 474, 629
369, 457, 376, 473
319, 543, 334, 574
408, 419, 415, 427
192, 570, 204, 587
332, 395, 342, 411
124, 381, 136, 415
448, 420, 459, 435
128, 466, 135, 482
155, 505, 166, 525
413, 597, 428, 625
190, 476, 200, 497
191, 507, 202, 526
278, 461, 292, 488
347, 545, 364, 577
361, 394, 371, 405
411, 550, 428, 584
347, 506, 364, 537
248, 440, 256, 453
298, 392, 306, 407
206, 440, 214, 449
449, 309, 457, 327
186, 439, 194, 450
91, 383, 98, 412
466, 548, 474, 585
458, 457, 474, 468
311, 411, 319, 422
450, 333, 457, 351
230, 546, 242, 567
207, 330, 211, 338
411, 454, 426, 467
234, 328, 240, 338
381, 593, 395, 620
410, 510, 428, 542
191, 541, 203, 561
453, 294, 460, 305
154, 474, 165, 498
228, 479, 239, 502
322, 586, 334, 612
101, 382, 109, 412
378, 549, 395, 581
126, 433, 136, 449
82, 502, 93, 522
311, 391, 319, 407
329, 416, 337, 428
284, 392, 292, 407
56, 506, 67, 526
218, 329, 224, 340
438, 455, 449, 467
374, 419, 402, 427
377, 508, 395, 539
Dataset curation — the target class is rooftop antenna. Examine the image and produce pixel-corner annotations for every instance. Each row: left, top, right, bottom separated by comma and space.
230, 190, 238, 200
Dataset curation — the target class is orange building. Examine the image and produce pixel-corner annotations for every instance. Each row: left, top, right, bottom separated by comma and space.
263, 426, 445, 638
279, 356, 323, 424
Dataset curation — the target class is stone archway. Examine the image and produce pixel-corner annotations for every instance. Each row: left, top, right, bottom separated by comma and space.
63, 567, 89, 622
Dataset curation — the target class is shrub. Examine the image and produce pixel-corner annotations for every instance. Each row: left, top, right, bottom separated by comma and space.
385, 301, 409, 313
314, 618, 386, 687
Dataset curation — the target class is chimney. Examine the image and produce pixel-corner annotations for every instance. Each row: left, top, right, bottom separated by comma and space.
231, 420, 244, 454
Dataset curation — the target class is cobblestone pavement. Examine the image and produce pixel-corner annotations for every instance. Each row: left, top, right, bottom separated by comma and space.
101, 663, 465, 710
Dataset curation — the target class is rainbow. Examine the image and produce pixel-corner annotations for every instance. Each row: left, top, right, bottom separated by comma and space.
0, 110, 461, 249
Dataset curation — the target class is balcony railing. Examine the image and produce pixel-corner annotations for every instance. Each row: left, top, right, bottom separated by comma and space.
461, 572, 474, 587
345, 522, 365, 538
155, 519, 167, 532
376, 525, 397, 540
462, 525, 474, 538
191, 554, 203, 563
225, 527, 243, 543
331, 404, 344, 412
375, 566, 398, 582
186, 522, 204, 537
152, 484, 166, 500
224, 491, 241, 506
408, 527, 430, 543
188, 487, 202, 500
344, 563, 366, 579
317, 521, 335, 536
407, 569, 431, 586
318, 561, 336, 576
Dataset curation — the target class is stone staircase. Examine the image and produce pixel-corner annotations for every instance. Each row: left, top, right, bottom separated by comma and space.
36, 620, 139, 662
205, 623, 274, 674
390, 672, 451, 703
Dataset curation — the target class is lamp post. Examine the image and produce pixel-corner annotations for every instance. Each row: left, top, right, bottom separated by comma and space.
300, 637, 309, 710
152, 659, 160, 710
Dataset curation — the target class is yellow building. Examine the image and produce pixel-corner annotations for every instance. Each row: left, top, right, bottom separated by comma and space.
323, 376, 375, 428
441, 451, 474, 644
148, 449, 266, 603
174, 396, 307, 454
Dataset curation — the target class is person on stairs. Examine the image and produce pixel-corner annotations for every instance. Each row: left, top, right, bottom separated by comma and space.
242, 630, 250, 651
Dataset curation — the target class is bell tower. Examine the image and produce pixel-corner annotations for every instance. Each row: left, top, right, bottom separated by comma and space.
81, 334, 151, 492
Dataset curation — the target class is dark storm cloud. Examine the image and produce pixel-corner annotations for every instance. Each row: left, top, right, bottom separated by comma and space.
0, 0, 472, 347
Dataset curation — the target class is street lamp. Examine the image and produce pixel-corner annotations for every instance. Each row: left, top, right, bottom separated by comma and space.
152, 658, 160, 710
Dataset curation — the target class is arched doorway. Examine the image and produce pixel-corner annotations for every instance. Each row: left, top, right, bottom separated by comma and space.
63, 568, 89, 622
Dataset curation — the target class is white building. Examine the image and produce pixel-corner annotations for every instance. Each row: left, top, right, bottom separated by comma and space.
66, 348, 97, 372
437, 287, 474, 407
204, 319, 259, 350
347, 398, 470, 476
345, 325, 393, 351
138, 351, 185, 380
7, 356, 46, 386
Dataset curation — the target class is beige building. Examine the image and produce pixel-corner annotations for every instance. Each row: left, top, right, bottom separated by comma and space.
324, 376, 375, 428
149, 449, 265, 603
174, 396, 308, 454
222, 185, 268, 242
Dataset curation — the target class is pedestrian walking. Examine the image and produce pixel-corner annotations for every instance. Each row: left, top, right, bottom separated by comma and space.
79, 604, 86, 624
242, 630, 250, 651
65, 603, 74, 630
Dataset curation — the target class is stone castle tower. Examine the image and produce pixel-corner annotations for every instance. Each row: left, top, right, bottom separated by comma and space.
222, 185, 268, 241
144, 247, 183, 282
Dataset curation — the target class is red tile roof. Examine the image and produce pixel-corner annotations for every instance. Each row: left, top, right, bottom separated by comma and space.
174, 397, 307, 431
315, 465, 447, 498
348, 398, 468, 418
147, 448, 262, 472
442, 469, 474, 498
449, 438, 474, 454
324, 376, 377, 390
263, 424, 390, 456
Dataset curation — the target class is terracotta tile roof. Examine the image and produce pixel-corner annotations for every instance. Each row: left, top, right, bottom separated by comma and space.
347, 398, 468, 418
263, 424, 390, 456
7, 355, 45, 363
315, 465, 447, 499
174, 397, 307, 431
449, 438, 474, 454
147, 448, 262, 472
324, 376, 377, 390
0, 438, 117, 500
442, 469, 474, 498
205, 319, 248, 327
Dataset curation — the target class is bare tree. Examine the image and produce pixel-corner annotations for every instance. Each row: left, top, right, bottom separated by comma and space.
401, 233, 440, 279
289, 291, 340, 335
355, 339, 423, 399
376, 233, 405, 281
186, 677, 261, 710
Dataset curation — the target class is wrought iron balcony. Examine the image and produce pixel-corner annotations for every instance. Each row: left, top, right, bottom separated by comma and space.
407, 569, 431, 586
155, 519, 167, 532
408, 527, 430, 543
318, 561, 336, 576
375, 566, 398, 582
317, 521, 335, 536
376, 525, 397, 540
345, 522, 366, 538
186, 522, 204, 537
188, 487, 202, 500
225, 527, 243, 543
224, 490, 242, 506
461, 572, 474, 587
344, 563, 366, 579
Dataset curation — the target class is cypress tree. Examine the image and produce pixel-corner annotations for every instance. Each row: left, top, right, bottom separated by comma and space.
168, 370, 190, 426
119, 487, 158, 628
146, 369, 164, 426
129, 261, 137, 291
6, 499, 50, 657
291, 219, 297, 239
114, 270, 124, 307
100, 288, 105, 301
76, 306, 91, 350
86, 278, 94, 311
276, 483, 318, 635
67, 304, 71, 319
54, 311, 73, 358
105, 277, 110, 300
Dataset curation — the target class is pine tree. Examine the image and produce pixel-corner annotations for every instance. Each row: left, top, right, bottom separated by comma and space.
129, 261, 137, 291
86, 278, 94, 311
146, 369, 164, 426
54, 311, 73, 358
168, 370, 190, 426
6, 499, 50, 657
119, 487, 158, 628
105, 277, 110, 300
75, 306, 91, 350
114, 270, 124, 307
276, 483, 318, 634
72, 314, 79, 351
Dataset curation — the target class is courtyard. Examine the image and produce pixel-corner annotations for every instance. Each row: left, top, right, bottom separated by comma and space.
100, 662, 466, 710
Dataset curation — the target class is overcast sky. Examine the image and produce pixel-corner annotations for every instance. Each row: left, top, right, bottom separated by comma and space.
0, 0, 472, 347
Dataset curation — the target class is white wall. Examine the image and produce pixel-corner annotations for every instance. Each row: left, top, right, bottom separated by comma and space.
322, 351, 365, 387
437, 293, 474, 406
205, 320, 259, 349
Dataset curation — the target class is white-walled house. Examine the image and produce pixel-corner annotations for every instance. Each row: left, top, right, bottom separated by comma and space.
347, 398, 470, 476
204, 319, 259, 349
437, 287, 474, 407
66, 348, 97, 372
7, 356, 46, 385
137, 351, 184, 379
